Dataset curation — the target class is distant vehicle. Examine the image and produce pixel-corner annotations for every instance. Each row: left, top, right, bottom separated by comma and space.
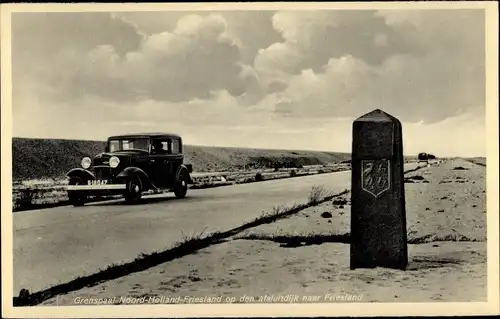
65, 133, 193, 206
418, 152, 437, 163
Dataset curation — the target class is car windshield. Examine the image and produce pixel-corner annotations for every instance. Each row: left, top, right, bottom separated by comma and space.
108, 138, 149, 152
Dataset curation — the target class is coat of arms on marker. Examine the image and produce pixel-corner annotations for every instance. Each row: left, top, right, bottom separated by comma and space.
361, 159, 390, 197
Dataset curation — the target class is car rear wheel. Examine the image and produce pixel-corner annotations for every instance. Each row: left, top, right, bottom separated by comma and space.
124, 176, 142, 204
68, 177, 87, 207
174, 170, 188, 199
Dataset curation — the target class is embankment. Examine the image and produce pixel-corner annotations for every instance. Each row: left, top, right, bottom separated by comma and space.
13, 137, 352, 180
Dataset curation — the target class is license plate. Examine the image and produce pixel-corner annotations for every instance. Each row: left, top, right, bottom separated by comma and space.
88, 180, 108, 185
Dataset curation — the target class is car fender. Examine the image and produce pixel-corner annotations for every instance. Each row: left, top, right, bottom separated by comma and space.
116, 167, 154, 190
177, 165, 193, 184
66, 168, 95, 182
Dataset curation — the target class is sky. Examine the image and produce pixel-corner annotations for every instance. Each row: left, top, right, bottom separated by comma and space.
11, 9, 486, 156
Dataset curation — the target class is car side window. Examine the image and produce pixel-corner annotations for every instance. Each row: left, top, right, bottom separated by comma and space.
122, 140, 130, 150
132, 139, 148, 151
161, 141, 171, 154
152, 139, 178, 154
171, 139, 180, 154
109, 141, 119, 152
151, 138, 181, 154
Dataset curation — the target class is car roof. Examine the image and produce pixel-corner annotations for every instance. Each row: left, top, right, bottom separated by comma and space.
107, 132, 182, 140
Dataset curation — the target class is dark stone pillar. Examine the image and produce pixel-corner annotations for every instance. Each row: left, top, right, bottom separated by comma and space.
350, 109, 408, 270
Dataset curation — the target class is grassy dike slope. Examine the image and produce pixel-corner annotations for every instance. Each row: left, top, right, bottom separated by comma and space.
12, 137, 352, 180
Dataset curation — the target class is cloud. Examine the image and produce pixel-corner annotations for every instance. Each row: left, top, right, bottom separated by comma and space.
11, 12, 142, 79
114, 11, 282, 64
11, 9, 486, 156
12, 12, 144, 108
270, 50, 483, 123
53, 14, 255, 103
255, 10, 418, 77
253, 9, 485, 123
14, 87, 484, 157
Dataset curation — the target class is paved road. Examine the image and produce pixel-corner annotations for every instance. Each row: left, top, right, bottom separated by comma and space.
13, 164, 419, 294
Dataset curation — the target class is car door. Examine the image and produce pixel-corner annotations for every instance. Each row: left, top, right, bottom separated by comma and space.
165, 138, 184, 185
162, 139, 183, 185
149, 139, 171, 187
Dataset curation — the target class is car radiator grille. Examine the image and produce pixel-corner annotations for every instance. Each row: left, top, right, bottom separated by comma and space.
92, 166, 113, 181
92, 158, 109, 166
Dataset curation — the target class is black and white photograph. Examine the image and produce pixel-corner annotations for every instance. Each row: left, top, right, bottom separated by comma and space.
1, 1, 499, 318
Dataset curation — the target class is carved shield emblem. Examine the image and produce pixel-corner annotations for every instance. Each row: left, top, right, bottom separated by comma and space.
361, 159, 390, 197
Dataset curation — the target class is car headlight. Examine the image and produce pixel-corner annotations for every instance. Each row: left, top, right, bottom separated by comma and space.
109, 156, 120, 168
81, 157, 92, 169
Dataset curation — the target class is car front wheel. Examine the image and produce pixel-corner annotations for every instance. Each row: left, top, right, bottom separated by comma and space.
68, 177, 87, 207
174, 171, 188, 199
124, 176, 142, 204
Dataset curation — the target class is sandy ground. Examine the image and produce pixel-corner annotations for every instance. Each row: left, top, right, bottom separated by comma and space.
41, 159, 486, 305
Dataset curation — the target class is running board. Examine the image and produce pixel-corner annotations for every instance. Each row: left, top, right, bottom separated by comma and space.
67, 184, 127, 190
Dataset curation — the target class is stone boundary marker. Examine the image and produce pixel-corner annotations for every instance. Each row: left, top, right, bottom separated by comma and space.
350, 109, 408, 270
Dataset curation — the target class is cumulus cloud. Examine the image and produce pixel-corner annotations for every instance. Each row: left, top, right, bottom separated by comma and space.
270, 49, 483, 123
255, 10, 418, 77
114, 11, 282, 64
54, 14, 255, 103
253, 9, 485, 123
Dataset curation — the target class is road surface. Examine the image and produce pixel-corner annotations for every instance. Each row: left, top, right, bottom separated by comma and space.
13, 164, 419, 294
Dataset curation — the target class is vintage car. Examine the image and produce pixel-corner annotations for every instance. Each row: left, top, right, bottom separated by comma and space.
418, 152, 437, 163
65, 132, 193, 206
